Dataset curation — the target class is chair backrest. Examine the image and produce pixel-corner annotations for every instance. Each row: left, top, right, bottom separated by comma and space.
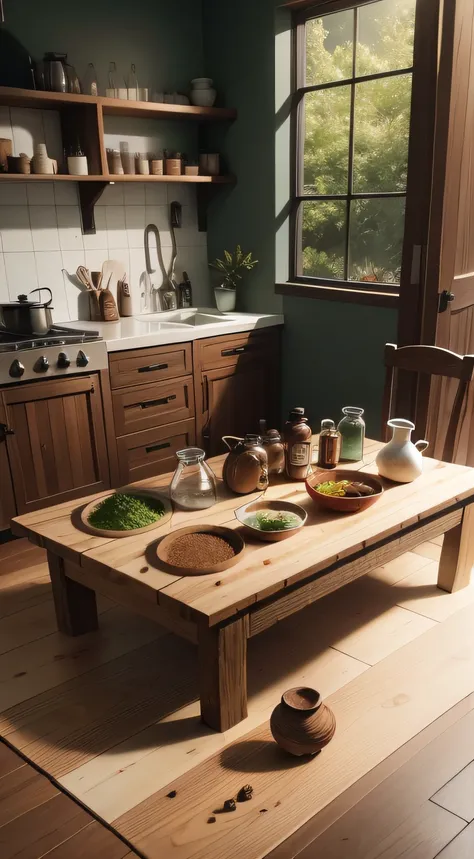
382, 344, 474, 462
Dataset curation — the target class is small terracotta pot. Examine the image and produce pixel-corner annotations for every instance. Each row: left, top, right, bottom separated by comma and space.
270, 687, 336, 756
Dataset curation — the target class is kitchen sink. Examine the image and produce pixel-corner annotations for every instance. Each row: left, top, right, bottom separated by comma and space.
135, 309, 234, 327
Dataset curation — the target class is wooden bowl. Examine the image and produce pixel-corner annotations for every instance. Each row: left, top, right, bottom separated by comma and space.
270, 687, 336, 756
306, 470, 383, 513
80, 487, 172, 538
156, 524, 245, 576
235, 499, 307, 542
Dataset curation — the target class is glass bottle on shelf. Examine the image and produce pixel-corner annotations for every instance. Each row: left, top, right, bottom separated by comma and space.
83, 62, 98, 96
170, 448, 217, 510
107, 62, 117, 98
317, 419, 341, 469
127, 63, 138, 100
337, 407, 365, 462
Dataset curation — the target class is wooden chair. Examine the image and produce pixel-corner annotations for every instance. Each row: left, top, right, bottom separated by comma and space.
382, 344, 474, 463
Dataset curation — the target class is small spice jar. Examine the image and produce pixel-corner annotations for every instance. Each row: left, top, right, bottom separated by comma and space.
317, 419, 341, 469
260, 422, 285, 475
338, 407, 365, 462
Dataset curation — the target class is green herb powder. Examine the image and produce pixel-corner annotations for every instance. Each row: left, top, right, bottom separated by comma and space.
89, 493, 165, 531
249, 510, 302, 532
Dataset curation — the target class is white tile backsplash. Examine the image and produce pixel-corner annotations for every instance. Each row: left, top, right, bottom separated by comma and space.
29, 205, 60, 252
0, 103, 208, 327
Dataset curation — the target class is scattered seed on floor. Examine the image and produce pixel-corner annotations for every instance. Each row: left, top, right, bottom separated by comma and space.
208, 816, 216, 824
166, 790, 177, 798
263, 559, 272, 566
237, 785, 254, 802
260, 808, 268, 813
140, 566, 149, 574
223, 798, 237, 812
275, 801, 281, 807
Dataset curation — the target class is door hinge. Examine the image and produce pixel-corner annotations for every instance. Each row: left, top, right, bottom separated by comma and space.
438, 290, 455, 313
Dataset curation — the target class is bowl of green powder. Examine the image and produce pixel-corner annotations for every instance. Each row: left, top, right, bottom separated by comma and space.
235, 499, 307, 542
81, 488, 172, 537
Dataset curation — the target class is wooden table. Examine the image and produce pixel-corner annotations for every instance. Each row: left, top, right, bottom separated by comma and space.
12, 440, 474, 733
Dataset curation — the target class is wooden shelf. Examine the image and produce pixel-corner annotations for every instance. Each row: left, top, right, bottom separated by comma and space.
0, 85, 236, 234
0, 173, 235, 184
0, 86, 237, 121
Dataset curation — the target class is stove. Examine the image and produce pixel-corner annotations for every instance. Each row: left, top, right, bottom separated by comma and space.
0, 326, 108, 385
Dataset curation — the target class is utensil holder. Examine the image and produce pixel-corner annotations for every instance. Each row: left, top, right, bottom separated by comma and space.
88, 290, 101, 322
67, 155, 88, 176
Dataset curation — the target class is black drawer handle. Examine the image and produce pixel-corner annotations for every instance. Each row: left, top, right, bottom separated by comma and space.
145, 441, 171, 454
138, 362, 169, 373
140, 394, 177, 410
221, 346, 247, 357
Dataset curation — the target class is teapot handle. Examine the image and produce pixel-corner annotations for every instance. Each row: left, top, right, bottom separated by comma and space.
415, 439, 429, 454
222, 435, 244, 451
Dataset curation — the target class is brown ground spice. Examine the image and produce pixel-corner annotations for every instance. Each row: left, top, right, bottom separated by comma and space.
168, 533, 235, 569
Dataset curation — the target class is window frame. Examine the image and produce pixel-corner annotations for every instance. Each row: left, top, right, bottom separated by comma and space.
288, 0, 415, 296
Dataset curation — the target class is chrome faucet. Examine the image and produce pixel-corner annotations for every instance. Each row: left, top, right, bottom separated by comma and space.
144, 222, 178, 312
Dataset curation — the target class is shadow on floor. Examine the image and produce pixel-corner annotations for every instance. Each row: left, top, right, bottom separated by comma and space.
0, 556, 450, 765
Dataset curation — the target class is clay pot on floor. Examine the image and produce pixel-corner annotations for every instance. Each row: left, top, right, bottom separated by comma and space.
270, 687, 336, 756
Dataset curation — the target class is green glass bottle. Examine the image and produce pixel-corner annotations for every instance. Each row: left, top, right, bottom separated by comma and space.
337, 407, 365, 461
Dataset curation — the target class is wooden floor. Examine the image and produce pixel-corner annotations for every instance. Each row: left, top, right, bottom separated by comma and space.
0, 739, 138, 858
1, 536, 474, 858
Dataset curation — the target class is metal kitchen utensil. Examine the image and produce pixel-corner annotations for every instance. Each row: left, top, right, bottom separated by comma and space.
76, 266, 94, 290
144, 223, 178, 311
0, 288, 54, 336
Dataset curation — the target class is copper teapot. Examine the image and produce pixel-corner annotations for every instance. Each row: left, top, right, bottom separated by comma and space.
222, 435, 269, 495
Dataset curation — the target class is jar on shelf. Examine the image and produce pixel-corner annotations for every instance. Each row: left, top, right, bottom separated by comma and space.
170, 447, 217, 510
337, 407, 365, 462
317, 419, 341, 469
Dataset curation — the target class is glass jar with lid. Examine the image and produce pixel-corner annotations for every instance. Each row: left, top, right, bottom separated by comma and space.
337, 407, 365, 462
170, 447, 217, 510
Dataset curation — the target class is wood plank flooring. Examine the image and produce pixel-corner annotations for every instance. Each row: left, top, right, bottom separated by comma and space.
1, 537, 474, 858
0, 740, 138, 858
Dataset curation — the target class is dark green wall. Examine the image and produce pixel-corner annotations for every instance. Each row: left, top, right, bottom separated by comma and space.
202, 0, 398, 437
2, 0, 203, 94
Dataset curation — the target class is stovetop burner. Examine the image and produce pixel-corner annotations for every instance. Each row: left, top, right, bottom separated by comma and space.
0, 325, 102, 353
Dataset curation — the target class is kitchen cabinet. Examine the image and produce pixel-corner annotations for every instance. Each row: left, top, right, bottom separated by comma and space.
1, 375, 110, 514
0, 401, 16, 530
194, 329, 281, 456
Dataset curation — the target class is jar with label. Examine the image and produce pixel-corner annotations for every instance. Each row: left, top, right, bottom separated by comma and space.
318, 419, 341, 469
284, 407, 312, 480
260, 422, 285, 475
338, 407, 365, 461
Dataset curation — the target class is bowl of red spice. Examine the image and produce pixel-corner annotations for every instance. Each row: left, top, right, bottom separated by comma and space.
156, 524, 245, 575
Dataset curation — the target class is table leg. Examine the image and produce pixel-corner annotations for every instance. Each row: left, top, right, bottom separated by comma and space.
47, 551, 99, 636
437, 505, 474, 593
198, 616, 248, 731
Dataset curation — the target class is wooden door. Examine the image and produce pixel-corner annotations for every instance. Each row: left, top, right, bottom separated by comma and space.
419, 0, 474, 463
0, 399, 17, 530
199, 363, 278, 456
1, 375, 110, 514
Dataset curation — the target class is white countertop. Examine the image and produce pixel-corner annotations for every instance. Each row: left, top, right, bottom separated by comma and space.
62, 310, 284, 352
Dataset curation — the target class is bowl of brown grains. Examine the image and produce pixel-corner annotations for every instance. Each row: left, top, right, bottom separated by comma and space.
156, 524, 245, 575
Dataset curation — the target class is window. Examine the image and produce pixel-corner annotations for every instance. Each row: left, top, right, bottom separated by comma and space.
291, 0, 416, 293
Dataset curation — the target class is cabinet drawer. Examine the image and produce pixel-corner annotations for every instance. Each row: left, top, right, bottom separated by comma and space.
112, 375, 194, 437
117, 419, 196, 483
198, 329, 279, 371
109, 342, 192, 390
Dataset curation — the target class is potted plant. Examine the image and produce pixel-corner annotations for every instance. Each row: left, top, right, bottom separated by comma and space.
209, 245, 258, 312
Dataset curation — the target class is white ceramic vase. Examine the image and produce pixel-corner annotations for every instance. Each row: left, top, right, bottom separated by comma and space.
214, 286, 236, 312
376, 419, 429, 483
190, 77, 217, 107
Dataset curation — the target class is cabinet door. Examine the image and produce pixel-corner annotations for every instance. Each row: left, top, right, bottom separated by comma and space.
1, 375, 110, 514
0, 400, 17, 530
200, 363, 278, 456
